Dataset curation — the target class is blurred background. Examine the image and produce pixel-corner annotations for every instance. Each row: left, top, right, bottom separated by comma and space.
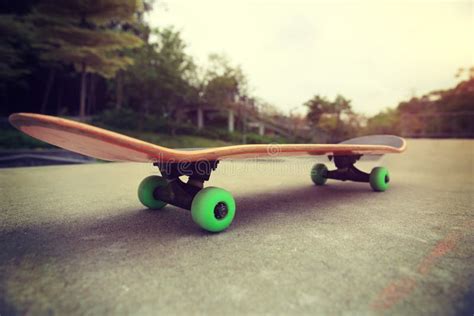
0, 0, 473, 166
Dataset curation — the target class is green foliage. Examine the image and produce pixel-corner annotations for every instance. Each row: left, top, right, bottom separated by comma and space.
116, 27, 197, 116
123, 132, 231, 149
92, 107, 289, 145
95, 108, 213, 136
0, 15, 34, 83
393, 76, 474, 137
0, 127, 53, 149
245, 133, 288, 144
34, 0, 142, 25
363, 75, 474, 138
332, 95, 351, 116
304, 95, 332, 125
31, 0, 143, 78
94, 108, 140, 130
366, 109, 400, 135
304, 94, 355, 141
0, 125, 230, 149
202, 54, 248, 109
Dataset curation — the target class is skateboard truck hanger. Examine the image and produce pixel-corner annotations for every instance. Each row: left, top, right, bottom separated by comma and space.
326, 155, 370, 183
137, 159, 237, 233
311, 155, 391, 192
151, 160, 219, 210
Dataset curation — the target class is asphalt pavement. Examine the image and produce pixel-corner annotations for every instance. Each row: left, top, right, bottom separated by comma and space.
0, 139, 473, 315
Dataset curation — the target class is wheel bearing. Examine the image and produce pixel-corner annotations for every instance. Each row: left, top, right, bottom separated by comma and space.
214, 202, 228, 219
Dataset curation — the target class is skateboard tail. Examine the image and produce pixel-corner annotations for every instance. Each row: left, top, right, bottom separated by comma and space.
9, 113, 183, 162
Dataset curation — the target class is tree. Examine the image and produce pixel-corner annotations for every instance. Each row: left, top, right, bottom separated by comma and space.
202, 54, 248, 109
304, 95, 331, 126
0, 14, 37, 113
120, 27, 197, 115
369, 67, 474, 137
0, 15, 34, 83
153, 27, 197, 117
366, 108, 400, 135
114, 27, 197, 132
31, 0, 143, 118
332, 94, 352, 123
304, 94, 354, 141
114, 0, 156, 110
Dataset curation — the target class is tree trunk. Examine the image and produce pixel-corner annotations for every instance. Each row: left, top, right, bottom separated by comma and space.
336, 111, 343, 141
56, 75, 64, 115
116, 71, 123, 109
87, 74, 97, 115
228, 109, 235, 132
171, 108, 183, 136
138, 100, 149, 131
41, 69, 56, 114
1, 85, 7, 114
79, 63, 87, 119
242, 109, 247, 144
197, 107, 204, 130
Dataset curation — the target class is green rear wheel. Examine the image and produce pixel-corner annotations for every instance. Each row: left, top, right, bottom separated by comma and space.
369, 167, 390, 192
311, 163, 328, 185
191, 187, 236, 233
138, 175, 168, 209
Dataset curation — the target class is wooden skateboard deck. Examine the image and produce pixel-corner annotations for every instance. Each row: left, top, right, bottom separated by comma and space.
9, 113, 406, 162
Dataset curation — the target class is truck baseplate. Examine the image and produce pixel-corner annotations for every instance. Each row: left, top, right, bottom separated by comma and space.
152, 160, 219, 210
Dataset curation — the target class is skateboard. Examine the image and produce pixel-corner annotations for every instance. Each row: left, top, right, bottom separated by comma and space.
9, 113, 406, 232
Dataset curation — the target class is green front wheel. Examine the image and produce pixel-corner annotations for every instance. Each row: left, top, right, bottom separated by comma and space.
191, 187, 236, 232
369, 167, 390, 192
311, 163, 328, 185
138, 175, 168, 210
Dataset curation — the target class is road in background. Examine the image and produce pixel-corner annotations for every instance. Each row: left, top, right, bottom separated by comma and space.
0, 149, 96, 168
0, 139, 473, 315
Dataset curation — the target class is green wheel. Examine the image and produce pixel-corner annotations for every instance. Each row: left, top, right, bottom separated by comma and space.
138, 175, 168, 210
311, 163, 328, 185
191, 187, 236, 233
370, 167, 390, 192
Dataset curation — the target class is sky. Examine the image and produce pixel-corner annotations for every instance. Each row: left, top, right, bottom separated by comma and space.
147, 0, 473, 116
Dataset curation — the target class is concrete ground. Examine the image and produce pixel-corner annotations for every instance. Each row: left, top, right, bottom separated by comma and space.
0, 139, 473, 315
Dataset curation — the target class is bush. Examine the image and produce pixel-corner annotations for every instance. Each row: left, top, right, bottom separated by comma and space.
245, 133, 289, 144
92, 108, 292, 144
0, 128, 53, 149
94, 108, 140, 130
